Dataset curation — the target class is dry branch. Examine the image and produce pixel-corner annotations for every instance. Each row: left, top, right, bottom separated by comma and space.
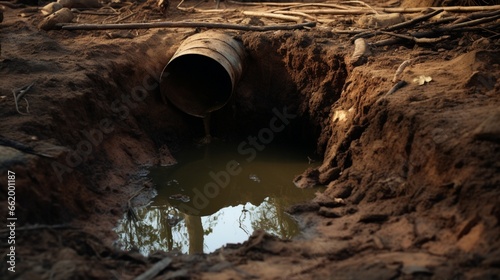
385, 9, 443, 31
376, 5, 500, 13
71, 9, 119, 15
381, 30, 449, 44
352, 9, 444, 41
227, 1, 319, 7
342, 0, 378, 14
274, 11, 317, 21
287, 9, 372, 15
12, 82, 34, 115
242, 10, 302, 22
393, 59, 412, 82
448, 13, 500, 29
59, 20, 316, 31
453, 9, 500, 24
268, 3, 350, 13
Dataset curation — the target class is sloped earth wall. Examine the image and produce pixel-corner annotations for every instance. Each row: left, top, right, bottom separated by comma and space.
1, 23, 499, 279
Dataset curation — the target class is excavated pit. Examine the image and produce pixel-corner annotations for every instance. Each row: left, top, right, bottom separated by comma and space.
1, 10, 500, 279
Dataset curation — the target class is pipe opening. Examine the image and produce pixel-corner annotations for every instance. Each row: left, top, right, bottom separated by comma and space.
161, 54, 232, 118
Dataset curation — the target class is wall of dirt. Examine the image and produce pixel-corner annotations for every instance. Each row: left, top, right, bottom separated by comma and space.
311, 49, 500, 261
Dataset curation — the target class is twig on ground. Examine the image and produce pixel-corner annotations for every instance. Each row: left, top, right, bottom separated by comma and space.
273, 11, 317, 21
267, 3, 350, 13
351, 9, 444, 41
385, 8, 443, 31
376, 5, 500, 13
71, 9, 119, 15
59, 21, 316, 31
380, 30, 450, 44
393, 59, 412, 83
447, 13, 500, 29
386, 80, 408, 95
12, 82, 34, 115
341, 0, 378, 15
283, 9, 372, 15
0, 136, 55, 158
242, 10, 302, 22
453, 9, 500, 24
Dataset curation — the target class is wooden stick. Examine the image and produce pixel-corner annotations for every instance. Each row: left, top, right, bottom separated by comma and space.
12, 82, 34, 116
71, 9, 119, 15
242, 10, 302, 22
453, 9, 500, 24
376, 5, 500, 13
60, 21, 316, 31
372, 22, 500, 47
351, 9, 443, 41
227, 1, 317, 7
448, 13, 500, 29
341, 0, 378, 14
285, 9, 372, 15
381, 30, 449, 44
268, 3, 351, 13
385, 9, 444, 31
274, 11, 317, 21
134, 257, 173, 280
331, 28, 369, 34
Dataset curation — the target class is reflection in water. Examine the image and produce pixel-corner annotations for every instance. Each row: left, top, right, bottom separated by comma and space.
115, 142, 319, 255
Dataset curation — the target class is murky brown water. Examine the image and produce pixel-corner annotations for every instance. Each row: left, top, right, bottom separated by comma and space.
115, 142, 319, 255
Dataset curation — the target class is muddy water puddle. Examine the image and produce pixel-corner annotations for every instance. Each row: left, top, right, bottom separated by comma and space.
115, 142, 319, 255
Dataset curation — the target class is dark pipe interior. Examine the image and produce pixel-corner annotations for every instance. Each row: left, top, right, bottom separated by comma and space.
161, 54, 233, 118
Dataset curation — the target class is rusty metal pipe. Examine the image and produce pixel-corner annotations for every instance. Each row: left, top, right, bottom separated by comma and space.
160, 31, 246, 118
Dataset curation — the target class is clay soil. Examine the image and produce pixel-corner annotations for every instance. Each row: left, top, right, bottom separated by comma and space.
1, 0, 500, 279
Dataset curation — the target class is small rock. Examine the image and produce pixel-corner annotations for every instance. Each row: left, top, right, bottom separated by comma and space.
41, 2, 63, 16
359, 214, 389, 224
357, 13, 404, 29
38, 8, 74, 31
318, 207, 343, 218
